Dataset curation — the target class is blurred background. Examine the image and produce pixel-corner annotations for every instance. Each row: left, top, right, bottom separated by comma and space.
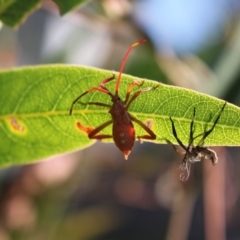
1, 0, 240, 239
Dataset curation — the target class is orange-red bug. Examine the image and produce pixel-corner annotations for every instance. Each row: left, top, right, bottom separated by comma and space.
70, 40, 159, 159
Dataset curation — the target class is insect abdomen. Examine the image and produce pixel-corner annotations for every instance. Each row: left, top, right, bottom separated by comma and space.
112, 123, 135, 160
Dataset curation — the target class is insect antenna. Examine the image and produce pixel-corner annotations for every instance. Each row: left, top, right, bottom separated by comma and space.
115, 39, 147, 94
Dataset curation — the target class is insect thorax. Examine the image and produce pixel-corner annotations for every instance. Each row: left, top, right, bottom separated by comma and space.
186, 151, 202, 164
188, 146, 218, 165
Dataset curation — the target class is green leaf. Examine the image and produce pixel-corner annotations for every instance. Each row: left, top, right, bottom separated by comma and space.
0, 0, 90, 28
0, 0, 15, 14
0, 0, 41, 28
0, 65, 239, 168
52, 0, 90, 15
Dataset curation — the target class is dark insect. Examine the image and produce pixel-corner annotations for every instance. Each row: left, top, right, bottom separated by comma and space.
70, 39, 160, 160
168, 102, 226, 181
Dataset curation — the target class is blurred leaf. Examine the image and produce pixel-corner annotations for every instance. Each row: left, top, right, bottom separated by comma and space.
0, 0, 14, 14
52, 0, 90, 15
0, 0, 41, 28
0, 0, 90, 28
0, 65, 239, 168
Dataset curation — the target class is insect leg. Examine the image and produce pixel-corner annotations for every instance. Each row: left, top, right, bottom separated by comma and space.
77, 120, 113, 140
70, 87, 111, 115
124, 80, 144, 104
169, 117, 188, 151
125, 83, 160, 110
165, 139, 186, 155
100, 73, 116, 89
79, 102, 112, 108
130, 115, 156, 141
197, 101, 226, 146
189, 108, 196, 145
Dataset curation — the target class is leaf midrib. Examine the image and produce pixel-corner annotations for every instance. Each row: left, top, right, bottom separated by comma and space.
0, 110, 234, 131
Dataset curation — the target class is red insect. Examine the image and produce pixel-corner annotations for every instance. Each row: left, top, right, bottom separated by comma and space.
70, 39, 159, 159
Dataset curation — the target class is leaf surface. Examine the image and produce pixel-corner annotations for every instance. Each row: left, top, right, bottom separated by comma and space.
0, 0, 90, 27
0, 65, 239, 167
0, 0, 41, 28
